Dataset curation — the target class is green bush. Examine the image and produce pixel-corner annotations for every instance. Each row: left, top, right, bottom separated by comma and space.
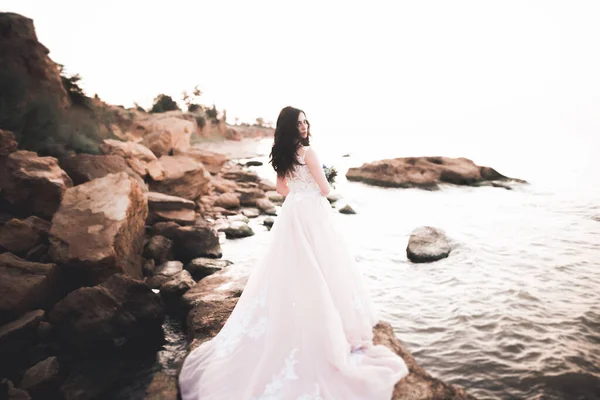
206, 105, 218, 119
150, 94, 180, 113
0, 67, 104, 156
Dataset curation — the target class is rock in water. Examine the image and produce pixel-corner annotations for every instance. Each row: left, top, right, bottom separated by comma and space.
406, 226, 451, 263
346, 156, 524, 190
49, 172, 147, 284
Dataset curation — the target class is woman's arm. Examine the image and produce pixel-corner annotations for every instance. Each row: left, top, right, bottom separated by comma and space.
305, 147, 332, 196
276, 175, 290, 196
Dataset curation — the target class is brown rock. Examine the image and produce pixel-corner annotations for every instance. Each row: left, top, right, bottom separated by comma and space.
143, 235, 173, 264
210, 176, 239, 193
148, 209, 196, 226
59, 154, 128, 185
146, 261, 183, 289
214, 192, 240, 209
173, 223, 222, 262
0, 216, 50, 254
183, 270, 247, 338
0, 254, 58, 323
0, 150, 73, 218
175, 148, 228, 174
141, 131, 175, 158
49, 172, 147, 284
148, 156, 211, 201
223, 169, 260, 183
19, 356, 60, 397
100, 139, 157, 163
48, 274, 164, 353
185, 257, 232, 281
255, 198, 277, 215
0, 310, 45, 356
137, 116, 194, 156
0, 13, 68, 113
59, 153, 147, 191
1, 378, 31, 400
373, 322, 475, 399
346, 156, 523, 190
145, 192, 196, 211
265, 190, 284, 204
145, 371, 179, 400
236, 187, 266, 207
0, 129, 18, 155
258, 178, 276, 192
160, 270, 196, 303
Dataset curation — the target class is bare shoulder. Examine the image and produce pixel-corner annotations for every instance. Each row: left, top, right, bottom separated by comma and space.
303, 145, 321, 165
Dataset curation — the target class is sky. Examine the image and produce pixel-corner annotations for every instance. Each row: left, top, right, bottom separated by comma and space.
2, 0, 600, 140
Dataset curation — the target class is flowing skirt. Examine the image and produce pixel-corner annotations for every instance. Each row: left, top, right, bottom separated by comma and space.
179, 190, 408, 400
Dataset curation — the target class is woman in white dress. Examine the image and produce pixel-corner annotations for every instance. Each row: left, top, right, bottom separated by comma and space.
178, 106, 408, 399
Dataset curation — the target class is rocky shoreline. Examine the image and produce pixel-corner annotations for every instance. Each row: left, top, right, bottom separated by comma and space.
1, 126, 475, 399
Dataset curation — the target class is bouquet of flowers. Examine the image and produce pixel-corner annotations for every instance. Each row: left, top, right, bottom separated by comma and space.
322, 164, 338, 187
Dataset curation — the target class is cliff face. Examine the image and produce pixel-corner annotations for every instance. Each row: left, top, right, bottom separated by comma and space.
0, 12, 68, 108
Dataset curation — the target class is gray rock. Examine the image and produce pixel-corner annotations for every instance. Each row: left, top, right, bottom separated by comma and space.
338, 204, 357, 214
406, 226, 451, 263
160, 270, 196, 303
240, 208, 260, 218
185, 258, 232, 281
223, 221, 254, 239
143, 235, 173, 263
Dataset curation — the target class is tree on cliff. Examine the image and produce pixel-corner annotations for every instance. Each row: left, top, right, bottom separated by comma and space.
150, 94, 180, 113
58, 64, 89, 107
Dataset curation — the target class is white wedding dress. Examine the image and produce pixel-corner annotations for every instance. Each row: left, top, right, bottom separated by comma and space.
179, 146, 408, 400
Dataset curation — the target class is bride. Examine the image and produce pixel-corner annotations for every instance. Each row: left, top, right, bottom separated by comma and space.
178, 106, 408, 399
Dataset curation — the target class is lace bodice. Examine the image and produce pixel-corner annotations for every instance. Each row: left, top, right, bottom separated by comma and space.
286, 146, 320, 195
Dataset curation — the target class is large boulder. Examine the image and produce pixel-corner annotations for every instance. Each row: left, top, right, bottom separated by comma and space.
151, 221, 221, 261
174, 148, 228, 174
173, 223, 222, 262
137, 115, 195, 157
346, 156, 523, 190
0, 254, 59, 323
406, 226, 451, 263
48, 274, 164, 354
183, 270, 246, 342
59, 153, 146, 190
99, 139, 157, 177
145, 191, 197, 225
0, 150, 73, 219
49, 172, 147, 284
147, 155, 212, 201
0, 216, 50, 255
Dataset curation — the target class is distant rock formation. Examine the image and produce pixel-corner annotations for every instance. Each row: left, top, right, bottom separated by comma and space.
347, 156, 525, 190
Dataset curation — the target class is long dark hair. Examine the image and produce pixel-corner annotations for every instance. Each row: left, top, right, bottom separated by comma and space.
269, 106, 311, 178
